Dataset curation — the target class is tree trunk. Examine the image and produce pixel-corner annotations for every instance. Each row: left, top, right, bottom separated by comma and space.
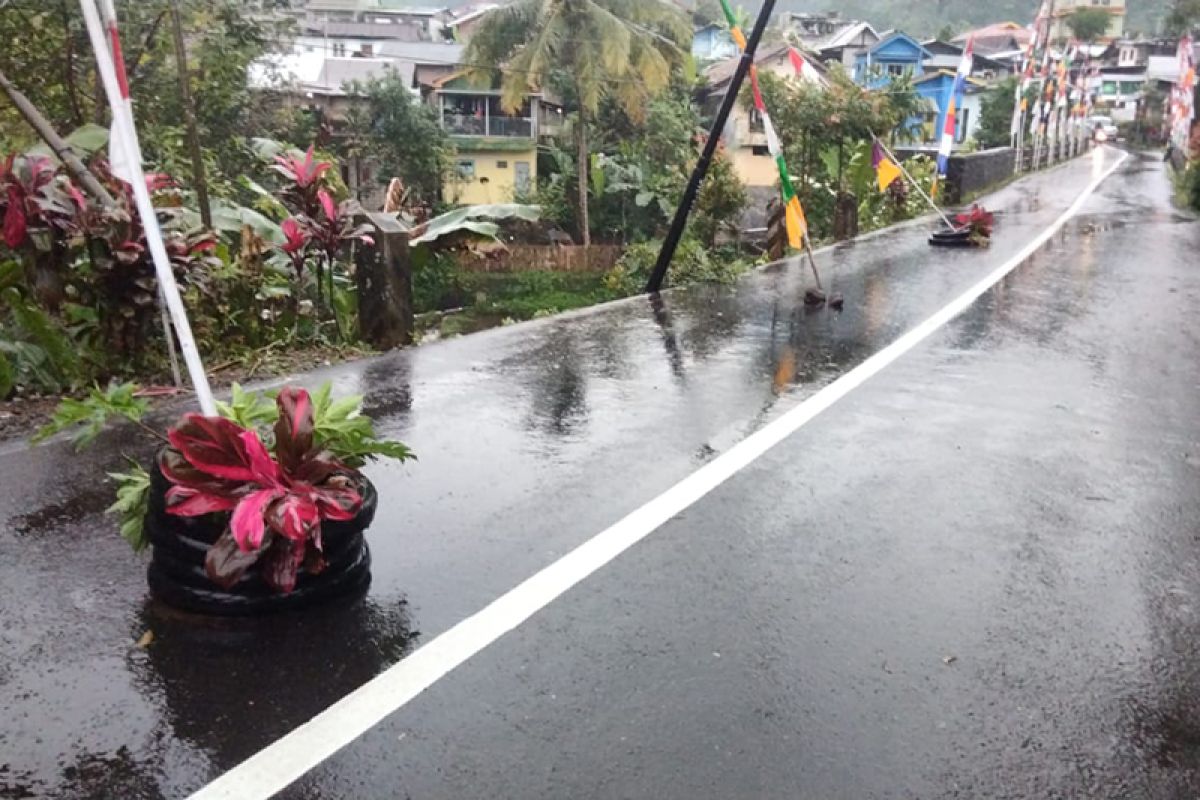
576, 106, 591, 247
0, 67, 117, 209
169, 0, 212, 229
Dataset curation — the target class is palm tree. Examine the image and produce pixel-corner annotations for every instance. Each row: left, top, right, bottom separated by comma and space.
466, 0, 690, 246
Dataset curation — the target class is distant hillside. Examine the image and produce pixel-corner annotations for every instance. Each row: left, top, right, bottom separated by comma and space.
375, 0, 1173, 37
753, 0, 1173, 37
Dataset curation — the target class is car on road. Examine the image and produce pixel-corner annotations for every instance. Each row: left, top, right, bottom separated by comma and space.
1088, 115, 1120, 143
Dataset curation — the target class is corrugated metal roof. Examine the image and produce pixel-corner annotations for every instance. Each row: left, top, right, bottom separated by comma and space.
306, 58, 416, 94
376, 41, 465, 65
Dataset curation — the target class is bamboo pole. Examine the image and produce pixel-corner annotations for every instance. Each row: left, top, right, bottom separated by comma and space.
0, 69, 117, 208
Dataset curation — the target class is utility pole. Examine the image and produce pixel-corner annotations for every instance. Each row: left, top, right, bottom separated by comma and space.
170, 0, 212, 229
646, 0, 777, 293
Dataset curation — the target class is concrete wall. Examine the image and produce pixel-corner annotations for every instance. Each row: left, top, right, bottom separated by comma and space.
730, 148, 779, 189
944, 147, 1017, 204
893, 146, 1018, 204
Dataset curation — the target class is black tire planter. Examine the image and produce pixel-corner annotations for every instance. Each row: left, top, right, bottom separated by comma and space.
929, 228, 978, 248
145, 462, 378, 616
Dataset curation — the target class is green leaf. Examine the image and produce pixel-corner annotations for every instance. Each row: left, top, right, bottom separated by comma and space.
214, 382, 278, 430
0, 350, 13, 399
409, 204, 541, 246
34, 382, 149, 448
107, 465, 151, 552
66, 124, 110, 153
4, 287, 78, 386
0, 261, 23, 291
249, 137, 287, 162
308, 381, 413, 467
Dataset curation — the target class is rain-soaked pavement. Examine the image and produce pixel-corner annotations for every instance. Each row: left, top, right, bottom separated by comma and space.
3, 148, 1200, 799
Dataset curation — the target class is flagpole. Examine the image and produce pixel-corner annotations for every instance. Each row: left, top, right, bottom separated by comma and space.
81, 0, 216, 416
871, 135, 956, 230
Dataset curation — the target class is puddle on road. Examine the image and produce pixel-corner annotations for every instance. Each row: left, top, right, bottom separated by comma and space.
11, 486, 112, 536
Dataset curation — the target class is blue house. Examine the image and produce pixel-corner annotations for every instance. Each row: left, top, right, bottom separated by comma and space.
911, 70, 989, 148
692, 23, 739, 62
853, 32, 930, 87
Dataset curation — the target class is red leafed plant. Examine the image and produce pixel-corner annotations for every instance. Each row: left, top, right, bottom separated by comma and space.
160, 386, 364, 593
280, 217, 310, 280
273, 145, 332, 219
954, 204, 995, 245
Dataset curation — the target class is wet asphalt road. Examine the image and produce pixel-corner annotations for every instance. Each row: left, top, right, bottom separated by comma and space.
3, 149, 1199, 799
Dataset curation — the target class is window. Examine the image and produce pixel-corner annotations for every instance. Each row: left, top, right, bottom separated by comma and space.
887, 63, 907, 77
751, 145, 769, 156
332, 42, 346, 57
360, 43, 374, 57
456, 160, 476, 180
956, 108, 971, 144
496, 160, 509, 169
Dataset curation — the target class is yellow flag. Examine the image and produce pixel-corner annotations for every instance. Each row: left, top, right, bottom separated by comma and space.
785, 196, 806, 250
876, 157, 903, 192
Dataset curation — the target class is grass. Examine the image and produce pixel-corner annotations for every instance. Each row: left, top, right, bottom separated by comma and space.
416, 269, 617, 340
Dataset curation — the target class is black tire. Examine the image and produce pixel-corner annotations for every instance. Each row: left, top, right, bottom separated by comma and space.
147, 543, 372, 616
145, 455, 378, 616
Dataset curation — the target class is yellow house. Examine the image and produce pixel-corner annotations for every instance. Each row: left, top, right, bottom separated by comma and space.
703, 44, 827, 191
427, 74, 542, 205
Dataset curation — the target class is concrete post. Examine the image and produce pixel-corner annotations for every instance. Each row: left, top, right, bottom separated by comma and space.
355, 211, 414, 350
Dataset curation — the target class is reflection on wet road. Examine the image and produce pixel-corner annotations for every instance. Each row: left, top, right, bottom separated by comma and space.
6, 150, 1197, 799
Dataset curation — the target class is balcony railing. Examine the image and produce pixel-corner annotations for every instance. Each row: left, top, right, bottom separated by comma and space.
442, 113, 533, 138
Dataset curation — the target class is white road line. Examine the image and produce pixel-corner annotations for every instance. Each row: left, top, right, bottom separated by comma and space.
188, 149, 1127, 800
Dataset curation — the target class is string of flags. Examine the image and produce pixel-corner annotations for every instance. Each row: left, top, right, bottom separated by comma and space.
1169, 34, 1196, 152
712, 0, 954, 241
935, 36, 974, 198
716, 0, 807, 250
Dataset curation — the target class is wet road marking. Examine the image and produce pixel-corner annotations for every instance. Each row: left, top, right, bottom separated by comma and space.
188, 149, 1128, 800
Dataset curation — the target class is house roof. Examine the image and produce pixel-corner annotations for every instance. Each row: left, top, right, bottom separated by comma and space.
446, 4, 499, 28
913, 69, 989, 92
952, 22, 1032, 55
859, 32, 933, 61
820, 21, 879, 51
376, 41, 464, 65
372, 4, 448, 16
704, 43, 827, 90
307, 57, 416, 95
921, 40, 1010, 73
300, 19, 427, 40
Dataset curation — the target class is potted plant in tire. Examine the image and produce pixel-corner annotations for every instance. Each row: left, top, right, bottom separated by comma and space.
39, 381, 412, 615
929, 204, 995, 248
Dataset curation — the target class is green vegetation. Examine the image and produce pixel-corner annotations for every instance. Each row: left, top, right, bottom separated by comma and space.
1066, 7, 1114, 42
341, 71, 451, 204
466, 0, 692, 245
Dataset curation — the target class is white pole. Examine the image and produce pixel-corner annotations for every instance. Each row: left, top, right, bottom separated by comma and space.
80, 0, 217, 416
95, 0, 183, 390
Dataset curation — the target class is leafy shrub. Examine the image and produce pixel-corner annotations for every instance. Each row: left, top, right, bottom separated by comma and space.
607, 237, 749, 293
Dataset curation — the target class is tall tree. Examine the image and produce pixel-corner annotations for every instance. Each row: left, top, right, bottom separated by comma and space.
1167, 0, 1200, 32
465, 0, 690, 246
1066, 7, 1113, 42
342, 70, 451, 204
